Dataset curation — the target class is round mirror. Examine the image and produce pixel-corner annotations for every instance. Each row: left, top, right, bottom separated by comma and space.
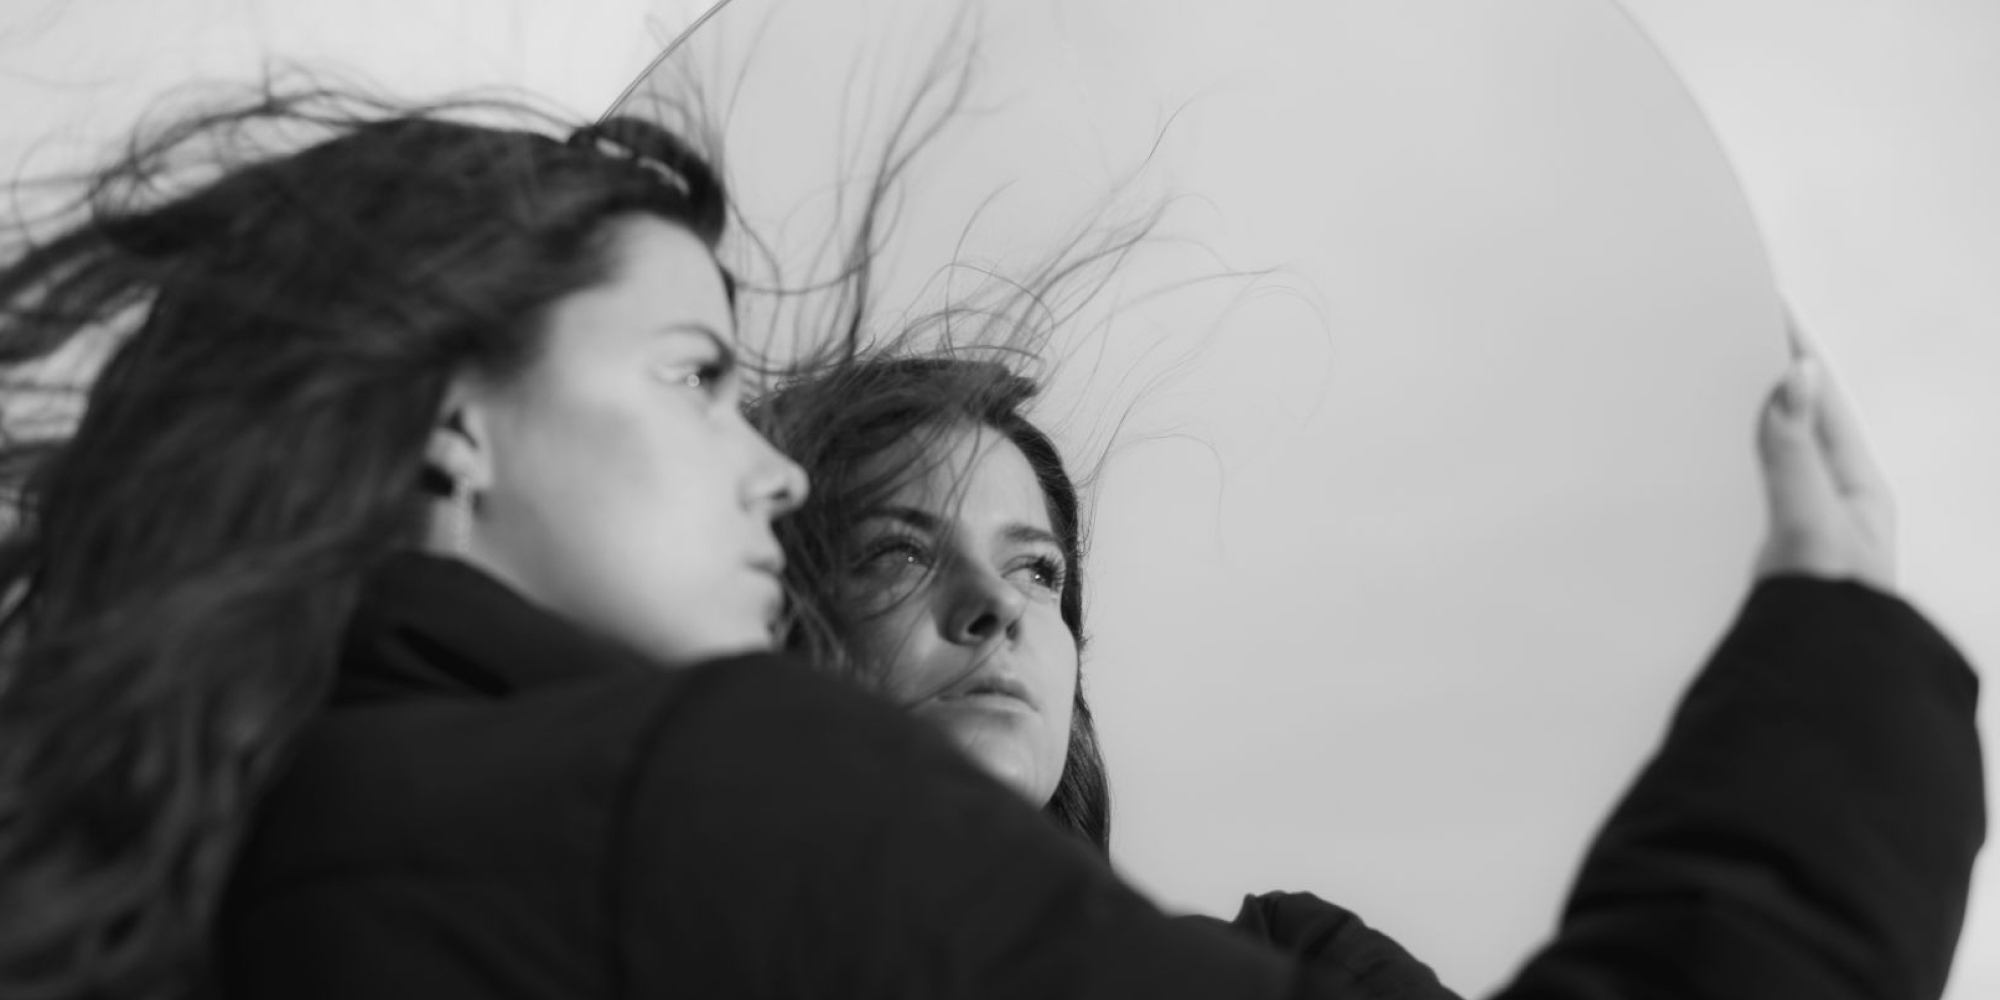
619, 0, 1785, 990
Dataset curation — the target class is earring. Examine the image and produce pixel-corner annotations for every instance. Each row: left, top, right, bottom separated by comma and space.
444, 475, 477, 557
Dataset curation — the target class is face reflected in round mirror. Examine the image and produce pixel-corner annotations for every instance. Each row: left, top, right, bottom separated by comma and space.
839, 423, 1082, 807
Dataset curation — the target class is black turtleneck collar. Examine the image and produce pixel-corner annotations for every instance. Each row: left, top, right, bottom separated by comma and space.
337, 552, 649, 706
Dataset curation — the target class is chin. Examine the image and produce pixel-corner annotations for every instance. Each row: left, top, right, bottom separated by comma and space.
704, 630, 778, 658
949, 732, 1052, 805
655, 623, 773, 666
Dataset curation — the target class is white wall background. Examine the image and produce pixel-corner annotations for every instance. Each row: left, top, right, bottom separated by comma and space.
0, 0, 675, 138
0, 1, 1989, 996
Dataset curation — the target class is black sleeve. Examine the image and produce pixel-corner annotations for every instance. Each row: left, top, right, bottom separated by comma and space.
1492, 576, 1985, 1000
1212, 891, 1463, 999
609, 654, 1335, 1000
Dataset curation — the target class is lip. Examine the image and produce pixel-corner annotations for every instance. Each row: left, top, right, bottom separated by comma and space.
935, 668, 1035, 710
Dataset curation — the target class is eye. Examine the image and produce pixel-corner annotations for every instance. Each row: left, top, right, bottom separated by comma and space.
855, 535, 932, 576
677, 360, 734, 397
1013, 554, 1068, 595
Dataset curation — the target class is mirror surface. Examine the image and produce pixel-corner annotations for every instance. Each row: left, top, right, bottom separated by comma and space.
621, 0, 1784, 990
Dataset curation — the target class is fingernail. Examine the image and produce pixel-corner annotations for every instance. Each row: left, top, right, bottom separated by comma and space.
1782, 307, 1810, 361
1796, 355, 1821, 406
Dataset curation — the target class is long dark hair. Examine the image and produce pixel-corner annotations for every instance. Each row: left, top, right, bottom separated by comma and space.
0, 88, 731, 999
753, 355, 1112, 853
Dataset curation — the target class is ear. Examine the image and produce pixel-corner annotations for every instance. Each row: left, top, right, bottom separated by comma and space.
426, 372, 499, 494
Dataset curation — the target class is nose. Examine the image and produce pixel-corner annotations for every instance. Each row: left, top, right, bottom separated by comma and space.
744, 427, 809, 518
943, 562, 1026, 647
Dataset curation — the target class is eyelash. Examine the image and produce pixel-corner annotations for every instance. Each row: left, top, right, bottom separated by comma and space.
1020, 555, 1067, 594
858, 535, 930, 572
677, 360, 734, 398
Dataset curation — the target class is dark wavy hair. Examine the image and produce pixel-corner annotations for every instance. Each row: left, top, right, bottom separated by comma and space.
0, 88, 732, 999
753, 354, 1111, 853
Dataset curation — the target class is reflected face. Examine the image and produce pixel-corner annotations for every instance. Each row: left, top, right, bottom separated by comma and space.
843, 424, 1079, 805
457, 216, 806, 665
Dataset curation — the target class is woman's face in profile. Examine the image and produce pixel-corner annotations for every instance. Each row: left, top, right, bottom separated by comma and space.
843, 424, 1079, 806
453, 215, 804, 665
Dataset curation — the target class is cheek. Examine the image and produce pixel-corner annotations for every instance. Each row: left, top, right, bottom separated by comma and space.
1028, 613, 1080, 785
494, 386, 736, 604
847, 599, 939, 693
537, 397, 714, 527
1027, 608, 1080, 705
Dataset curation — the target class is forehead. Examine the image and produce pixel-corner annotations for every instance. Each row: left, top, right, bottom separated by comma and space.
538, 215, 734, 355
879, 424, 1052, 530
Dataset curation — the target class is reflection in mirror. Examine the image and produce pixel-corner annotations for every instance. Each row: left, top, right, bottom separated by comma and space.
618, 0, 1785, 990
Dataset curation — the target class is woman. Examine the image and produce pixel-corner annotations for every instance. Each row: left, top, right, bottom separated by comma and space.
0, 85, 1974, 999
0, 89, 1207, 998
752, 345, 1984, 999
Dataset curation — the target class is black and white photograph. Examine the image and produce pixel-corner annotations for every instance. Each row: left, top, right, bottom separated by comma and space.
0, 1, 1992, 997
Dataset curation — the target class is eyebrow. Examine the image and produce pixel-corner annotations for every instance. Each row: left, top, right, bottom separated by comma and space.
1002, 524, 1064, 552
862, 505, 1064, 553
659, 323, 737, 369
862, 506, 941, 533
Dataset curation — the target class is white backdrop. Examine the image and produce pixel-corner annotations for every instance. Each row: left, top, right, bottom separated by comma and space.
0, 1, 1989, 996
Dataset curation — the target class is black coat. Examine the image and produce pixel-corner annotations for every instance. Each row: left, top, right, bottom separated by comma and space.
218, 554, 1982, 998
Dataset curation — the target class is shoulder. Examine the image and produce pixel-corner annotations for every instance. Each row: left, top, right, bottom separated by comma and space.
221, 654, 845, 996
236, 654, 826, 889
230, 670, 660, 905
230, 651, 968, 913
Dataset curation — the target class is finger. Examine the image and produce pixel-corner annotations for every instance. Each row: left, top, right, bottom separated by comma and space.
1784, 313, 1891, 503
1781, 303, 1812, 362
1757, 356, 1836, 523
